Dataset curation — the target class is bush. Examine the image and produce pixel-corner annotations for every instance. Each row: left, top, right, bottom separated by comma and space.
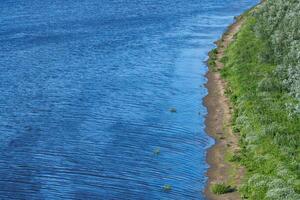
257, 77, 281, 92
266, 187, 300, 200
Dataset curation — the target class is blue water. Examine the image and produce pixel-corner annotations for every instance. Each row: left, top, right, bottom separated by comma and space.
0, 0, 258, 199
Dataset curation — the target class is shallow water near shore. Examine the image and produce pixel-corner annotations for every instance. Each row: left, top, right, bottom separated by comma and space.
0, 0, 258, 199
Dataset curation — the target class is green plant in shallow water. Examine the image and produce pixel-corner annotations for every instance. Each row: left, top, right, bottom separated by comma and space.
153, 147, 160, 155
169, 108, 177, 113
163, 184, 172, 192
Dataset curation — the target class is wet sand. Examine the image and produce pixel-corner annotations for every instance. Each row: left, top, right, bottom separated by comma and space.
204, 16, 246, 200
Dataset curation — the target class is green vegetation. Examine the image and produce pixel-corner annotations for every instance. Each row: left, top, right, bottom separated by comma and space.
163, 184, 172, 192
211, 183, 234, 195
220, 1, 300, 199
228, 151, 242, 163
208, 48, 218, 71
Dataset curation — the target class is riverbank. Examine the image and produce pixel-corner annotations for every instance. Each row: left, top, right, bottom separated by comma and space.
204, 15, 246, 200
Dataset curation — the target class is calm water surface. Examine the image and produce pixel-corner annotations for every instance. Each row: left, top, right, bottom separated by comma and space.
0, 0, 258, 199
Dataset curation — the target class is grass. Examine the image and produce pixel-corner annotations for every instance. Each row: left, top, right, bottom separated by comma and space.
211, 183, 234, 195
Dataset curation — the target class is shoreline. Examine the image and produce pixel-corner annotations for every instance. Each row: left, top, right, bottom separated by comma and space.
204, 16, 246, 200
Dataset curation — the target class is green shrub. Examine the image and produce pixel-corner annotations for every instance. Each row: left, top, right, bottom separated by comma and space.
211, 183, 234, 195
257, 77, 281, 92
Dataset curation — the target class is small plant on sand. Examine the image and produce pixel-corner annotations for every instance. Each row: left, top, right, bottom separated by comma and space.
211, 183, 234, 195
163, 184, 172, 192
169, 108, 177, 113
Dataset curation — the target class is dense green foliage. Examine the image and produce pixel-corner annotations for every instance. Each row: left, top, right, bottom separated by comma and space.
211, 183, 234, 195
255, 0, 300, 113
221, 1, 300, 199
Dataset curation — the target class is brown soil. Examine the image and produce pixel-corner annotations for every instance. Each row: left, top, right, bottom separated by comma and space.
204, 17, 245, 200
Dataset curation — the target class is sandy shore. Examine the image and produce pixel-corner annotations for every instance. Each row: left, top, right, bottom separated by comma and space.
204, 16, 245, 200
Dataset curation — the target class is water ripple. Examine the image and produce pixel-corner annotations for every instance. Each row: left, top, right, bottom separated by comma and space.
0, 0, 259, 199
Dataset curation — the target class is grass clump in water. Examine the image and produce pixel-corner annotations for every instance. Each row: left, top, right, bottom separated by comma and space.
163, 184, 172, 192
169, 108, 177, 113
153, 147, 160, 155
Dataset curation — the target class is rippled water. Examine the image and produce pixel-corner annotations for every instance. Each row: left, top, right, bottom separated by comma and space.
0, 0, 258, 199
